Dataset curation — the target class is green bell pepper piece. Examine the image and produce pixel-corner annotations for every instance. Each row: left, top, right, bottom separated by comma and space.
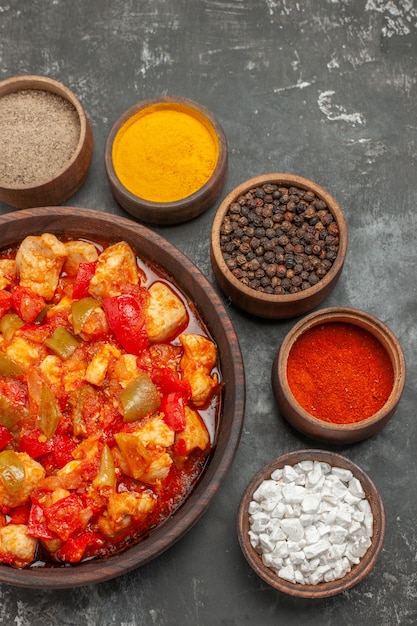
120, 372, 161, 422
45, 326, 80, 360
71, 297, 100, 335
0, 450, 25, 494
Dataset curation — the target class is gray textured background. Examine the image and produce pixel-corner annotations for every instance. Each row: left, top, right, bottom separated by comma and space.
0, 1, 416, 624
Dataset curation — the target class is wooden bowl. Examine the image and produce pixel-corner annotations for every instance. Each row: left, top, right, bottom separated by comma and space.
104, 97, 228, 225
0, 206, 244, 588
210, 173, 347, 319
272, 307, 406, 444
237, 449, 386, 598
0, 75, 93, 209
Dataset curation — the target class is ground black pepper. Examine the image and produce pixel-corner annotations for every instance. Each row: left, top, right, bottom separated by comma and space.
219, 183, 340, 295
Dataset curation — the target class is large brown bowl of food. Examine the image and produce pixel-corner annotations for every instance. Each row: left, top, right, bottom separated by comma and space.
0, 207, 244, 588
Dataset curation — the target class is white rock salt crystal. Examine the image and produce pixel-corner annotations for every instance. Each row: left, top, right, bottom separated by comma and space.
282, 484, 307, 503
280, 518, 304, 542
319, 461, 332, 475
288, 550, 305, 565
309, 569, 324, 585
324, 508, 337, 525
335, 503, 352, 526
248, 501, 262, 515
248, 530, 258, 548
332, 467, 353, 481
259, 533, 276, 553
304, 538, 331, 559
271, 540, 289, 559
306, 462, 323, 487
262, 496, 280, 512
250, 512, 270, 534
349, 520, 362, 535
301, 492, 321, 514
304, 525, 320, 544
271, 501, 286, 519
331, 478, 349, 499
349, 476, 365, 498
262, 552, 274, 568
326, 542, 347, 561
287, 539, 306, 553
278, 564, 296, 583
300, 513, 314, 526
294, 569, 305, 584
344, 491, 362, 506
253, 479, 280, 502
269, 524, 285, 543
317, 523, 331, 537
282, 464, 302, 484
270, 468, 283, 481
329, 525, 348, 544
298, 460, 314, 472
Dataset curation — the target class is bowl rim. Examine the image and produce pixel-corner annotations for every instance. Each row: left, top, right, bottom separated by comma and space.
237, 449, 386, 598
0, 74, 90, 191
104, 95, 228, 218
210, 173, 348, 305
0, 206, 245, 588
274, 306, 406, 436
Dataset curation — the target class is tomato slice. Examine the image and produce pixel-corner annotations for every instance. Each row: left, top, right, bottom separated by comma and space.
11, 286, 45, 323
103, 292, 148, 355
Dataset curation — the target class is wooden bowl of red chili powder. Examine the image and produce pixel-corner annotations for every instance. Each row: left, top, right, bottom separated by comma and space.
104, 96, 228, 225
272, 307, 406, 444
0, 75, 93, 209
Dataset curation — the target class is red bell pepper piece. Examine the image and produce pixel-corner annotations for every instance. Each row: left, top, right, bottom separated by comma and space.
103, 293, 147, 355
72, 262, 97, 299
160, 392, 186, 431
43, 493, 86, 542
0, 424, 13, 450
151, 367, 191, 400
27, 501, 57, 540
57, 531, 104, 563
0, 291, 12, 318
50, 434, 77, 468
8, 503, 30, 525
19, 429, 51, 458
11, 286, 45, 323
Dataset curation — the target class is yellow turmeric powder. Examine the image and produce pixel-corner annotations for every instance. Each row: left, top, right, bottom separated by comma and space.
112, 103, 219, 203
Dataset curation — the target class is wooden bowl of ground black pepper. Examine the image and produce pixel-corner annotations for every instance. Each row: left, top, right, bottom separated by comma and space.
210, 174, 347, 319
104, 96, 228, 225
272, 307, 406, 444
0, 75, 93, 209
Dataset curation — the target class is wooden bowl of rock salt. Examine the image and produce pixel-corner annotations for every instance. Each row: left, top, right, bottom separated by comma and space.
0, 75, 93, 209
237, 449, 385, 598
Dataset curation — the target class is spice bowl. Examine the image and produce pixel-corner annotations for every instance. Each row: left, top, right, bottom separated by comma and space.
104, 96, 228, 225
237, 449, 386, 598
210, 173, 347, 319
0, 75, 93, 209
272, 307, 406, 444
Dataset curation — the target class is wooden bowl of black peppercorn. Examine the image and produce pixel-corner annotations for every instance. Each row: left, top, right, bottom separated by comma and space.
210, 174, 347, 319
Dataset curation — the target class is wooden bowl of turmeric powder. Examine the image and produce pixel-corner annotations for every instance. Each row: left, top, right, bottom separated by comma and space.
272, 307, 406, 444
0, 75, 93, 209
104, 97, 228, 225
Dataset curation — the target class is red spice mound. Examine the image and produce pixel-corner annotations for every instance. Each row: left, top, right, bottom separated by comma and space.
287, 322, 394, 424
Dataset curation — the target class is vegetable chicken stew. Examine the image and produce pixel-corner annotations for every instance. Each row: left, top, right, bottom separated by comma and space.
0, 234, 222, 568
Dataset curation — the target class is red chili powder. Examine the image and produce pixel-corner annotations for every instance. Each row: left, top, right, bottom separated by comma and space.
286, 322, 394, 424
